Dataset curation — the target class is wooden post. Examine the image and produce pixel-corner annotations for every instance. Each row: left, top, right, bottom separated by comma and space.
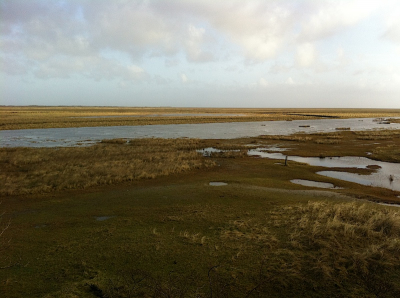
284, 156, 288, 166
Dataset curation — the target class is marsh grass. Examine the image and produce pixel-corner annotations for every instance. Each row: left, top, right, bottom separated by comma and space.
63, 201, 400, 297
0, 206, 12, 269
2, 106, 400, 130
209, 150, 248, 158
283, 202, 400, 295
259, 135, 313, 142
0, 138, 215, 195
354, 129, 400, 140
314, 139, 341, 144
372, 145, 400, 162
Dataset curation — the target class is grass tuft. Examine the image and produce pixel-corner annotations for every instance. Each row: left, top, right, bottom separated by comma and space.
0, 138, 215, 196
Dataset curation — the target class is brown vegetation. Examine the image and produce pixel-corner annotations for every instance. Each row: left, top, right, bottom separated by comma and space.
2, 106, 400, 130
70, 201, 400, 297
371, 145, 400, 162
0, 138, 215, 196
354, 129, 400, 140
259, 135, 313, 142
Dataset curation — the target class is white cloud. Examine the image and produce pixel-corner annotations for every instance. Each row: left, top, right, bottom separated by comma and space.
295, 43, 317, 67
382, 13, 400, 44
259, 77, 269, 87
199, 0, 293, 61
1, 0, 399, 108
84, 1, 179, 57
287, 77, 295, 85
184, 25, 214, 62
298, 0, 377, 41
181, 73, 188, 83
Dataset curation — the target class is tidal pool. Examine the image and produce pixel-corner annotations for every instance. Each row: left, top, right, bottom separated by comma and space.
1, 117, 399, 147
249, 150, 400, 191
290, 179, 341, 189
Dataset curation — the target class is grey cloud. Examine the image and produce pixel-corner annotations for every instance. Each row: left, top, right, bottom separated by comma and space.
0, 56, 29, 75
0, 0, 394, 82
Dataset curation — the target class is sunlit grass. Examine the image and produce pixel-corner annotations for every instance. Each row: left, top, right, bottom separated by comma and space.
2, 106, 400, 130
0, 138, 215, 195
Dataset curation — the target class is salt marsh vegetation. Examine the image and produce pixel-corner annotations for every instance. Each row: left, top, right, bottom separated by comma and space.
1, 108, 400, 297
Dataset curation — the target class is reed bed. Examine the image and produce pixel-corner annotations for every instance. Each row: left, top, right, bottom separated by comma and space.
0, 138, 215, 196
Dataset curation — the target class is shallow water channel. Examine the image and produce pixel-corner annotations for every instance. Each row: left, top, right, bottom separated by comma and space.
248, 150, 400, 191
1, 117, 399, 147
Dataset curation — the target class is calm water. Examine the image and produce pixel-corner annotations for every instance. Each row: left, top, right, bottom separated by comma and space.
248, 150, 400, 191
1, 118, 399, 147
290, 179, 341, 189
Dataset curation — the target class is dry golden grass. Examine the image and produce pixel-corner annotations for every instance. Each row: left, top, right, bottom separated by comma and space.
0, 138, 215, 196
314, 139, 341, 144
287, 202, 400, 280
2, 106, 400, 130
259, 135, 313, 142
371, 145, 400, 162
271, 201, 400, 296
354, 129, 400, 140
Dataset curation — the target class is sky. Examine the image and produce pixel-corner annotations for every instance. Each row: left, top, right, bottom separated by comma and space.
1, 0, 400, 108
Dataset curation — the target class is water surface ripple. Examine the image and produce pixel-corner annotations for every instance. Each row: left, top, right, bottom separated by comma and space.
1, 118, 399, 148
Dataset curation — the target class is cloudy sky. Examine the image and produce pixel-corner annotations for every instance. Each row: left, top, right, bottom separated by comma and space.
1, 0, 400, 108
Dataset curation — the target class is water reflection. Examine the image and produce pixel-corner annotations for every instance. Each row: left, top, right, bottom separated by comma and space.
2, 117, 399, 148
249, 150, 400, 191
290, 179, 341, 189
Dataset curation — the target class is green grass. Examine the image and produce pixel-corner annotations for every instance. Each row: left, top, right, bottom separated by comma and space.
2, 179, 400, 297
1, 128, 400, 297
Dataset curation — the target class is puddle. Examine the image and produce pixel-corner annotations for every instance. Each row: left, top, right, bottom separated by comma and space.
95, 216, 114, 221
249, 149, 400, 191
2, 117, 399, 147
198, 147, 240, 157
290, 179, 341, 189
256, 146, 289, 152
209, 182, 228, 186
318, 171, 399, 191
198, 147, 224, 156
